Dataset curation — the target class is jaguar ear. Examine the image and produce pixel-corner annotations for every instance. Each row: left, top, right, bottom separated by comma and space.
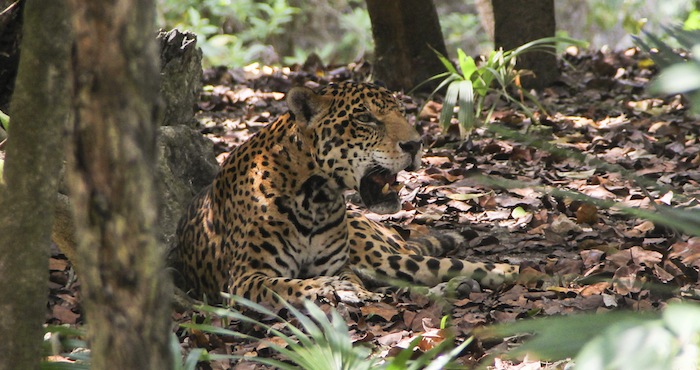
286, 86, 326, 126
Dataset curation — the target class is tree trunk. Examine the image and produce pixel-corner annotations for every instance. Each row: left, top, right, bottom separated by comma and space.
366, 0, 448, 92
66, 1, 173, 369
0, 1, 72, 369
492, 0, 558, 89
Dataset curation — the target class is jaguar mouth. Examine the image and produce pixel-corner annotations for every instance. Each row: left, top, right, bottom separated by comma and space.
359, 166, 404, 214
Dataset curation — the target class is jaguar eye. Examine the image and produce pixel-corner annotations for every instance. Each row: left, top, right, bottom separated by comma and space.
355, 113, 372, 123
355, 113, 374, 123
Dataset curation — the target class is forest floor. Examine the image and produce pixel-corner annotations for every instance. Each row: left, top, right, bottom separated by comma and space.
47, 48, 700, 369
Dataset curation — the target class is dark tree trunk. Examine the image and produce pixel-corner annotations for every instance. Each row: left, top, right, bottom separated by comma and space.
0, 0, 23, 112
0, 1, 72, 369
67, 0, 173, 369
492, 0, 558, 89
366, 0, 448, 92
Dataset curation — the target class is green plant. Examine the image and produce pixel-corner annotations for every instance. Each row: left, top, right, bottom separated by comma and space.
420, 37, 586, 138
633, 26, 700, 115
181, 296, 471, 369
478, 303, 700, 370
170, 332, 215, 370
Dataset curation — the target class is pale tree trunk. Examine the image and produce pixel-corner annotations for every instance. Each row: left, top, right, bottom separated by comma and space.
0, 1, 72, 369
67, 0, 173, 369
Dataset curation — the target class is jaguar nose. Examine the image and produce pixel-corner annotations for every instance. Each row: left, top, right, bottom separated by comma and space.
399, 140, 422, 158
399, 140, 423, 171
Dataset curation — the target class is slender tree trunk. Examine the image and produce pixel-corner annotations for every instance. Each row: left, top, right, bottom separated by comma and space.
366, 0, 448, 92
0, 1, 72, 369
67, 0, 172, 369
492, 0, 558, 89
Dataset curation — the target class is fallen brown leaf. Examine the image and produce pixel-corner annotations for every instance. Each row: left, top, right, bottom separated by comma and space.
360, 302, 399, 322
575, 203, 599, 225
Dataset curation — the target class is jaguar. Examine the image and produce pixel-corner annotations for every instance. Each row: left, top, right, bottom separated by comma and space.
173, 81, 518, 306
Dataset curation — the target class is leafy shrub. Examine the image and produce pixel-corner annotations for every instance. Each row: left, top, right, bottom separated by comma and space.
158, 0, 374, 67
181, 295, 471, 369
421, 37, 586, 138
479, 303, 700, 370
158, 0, 298, 66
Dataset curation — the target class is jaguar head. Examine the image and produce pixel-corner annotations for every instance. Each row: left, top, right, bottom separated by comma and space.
287, 82, 422, 214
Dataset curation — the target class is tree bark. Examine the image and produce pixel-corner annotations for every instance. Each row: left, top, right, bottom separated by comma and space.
366, 0, 448, 92
0, 1, 72, 369
492, 0, 558, 89
67, 0, 173, 369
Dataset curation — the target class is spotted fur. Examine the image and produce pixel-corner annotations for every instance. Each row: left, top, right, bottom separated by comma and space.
174, 81, 518, 306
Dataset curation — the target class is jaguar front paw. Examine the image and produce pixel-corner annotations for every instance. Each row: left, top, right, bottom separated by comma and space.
315, 276, 383, 304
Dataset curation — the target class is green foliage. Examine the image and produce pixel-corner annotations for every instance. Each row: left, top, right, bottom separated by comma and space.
170, 333, 211, 370
154, 0, 696, 68
159, 0, 372, 67
633, 26, 700, 115
40, 326, 222, 370
439, 12, 491, 56
159, 0, 298, 66
632, 26, 691, 69
283, 5, 372, 65
654, 57, 700, 113
685, 10, 700, 30
181, 296, 469, 369
479, 303, 700, 370
580, 0, 692, 44
421, 37, 586, 139
0, 109, 8, 131
40, 326, 89, 369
